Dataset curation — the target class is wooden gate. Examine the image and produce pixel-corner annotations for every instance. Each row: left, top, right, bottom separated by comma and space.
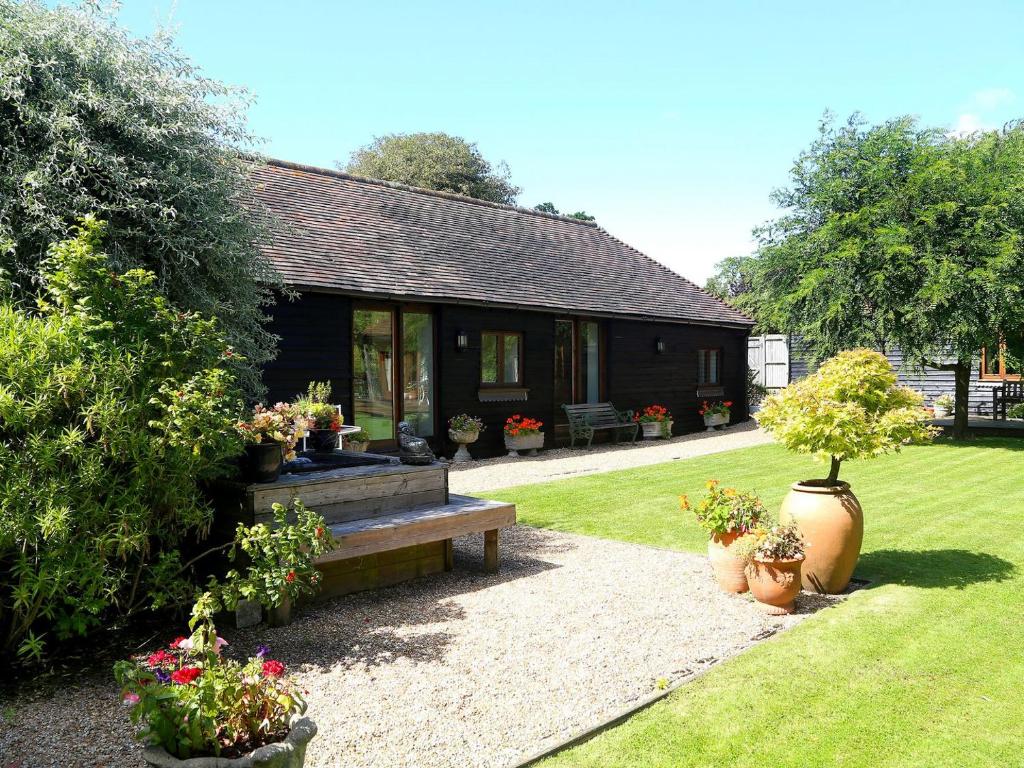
747, 334, 790, 391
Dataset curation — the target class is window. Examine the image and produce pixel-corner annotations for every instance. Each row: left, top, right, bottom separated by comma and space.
698, 348, 721, 385
481, 331, 523, 386
981, 336, 1024, 381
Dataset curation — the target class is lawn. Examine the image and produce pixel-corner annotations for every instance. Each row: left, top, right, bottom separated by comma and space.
489, 439, 1024, 768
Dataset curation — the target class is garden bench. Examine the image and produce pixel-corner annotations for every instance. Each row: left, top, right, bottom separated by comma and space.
992, 381, 1024, 419
562, 402, 638, 449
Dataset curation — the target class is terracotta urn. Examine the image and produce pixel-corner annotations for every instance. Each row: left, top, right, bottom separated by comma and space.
707, 531, 749, 593
745, 557, 804, 614
779, 481, 863, 594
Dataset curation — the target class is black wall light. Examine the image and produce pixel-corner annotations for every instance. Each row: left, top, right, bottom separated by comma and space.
655, 337, 666, 354
456, 330, 469, 351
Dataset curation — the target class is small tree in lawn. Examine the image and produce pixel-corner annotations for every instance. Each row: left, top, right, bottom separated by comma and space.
757, 349, 936, 484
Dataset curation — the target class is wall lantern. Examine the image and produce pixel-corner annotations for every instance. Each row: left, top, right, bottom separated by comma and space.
655, 337, 666, 354
456, 330, 469, 352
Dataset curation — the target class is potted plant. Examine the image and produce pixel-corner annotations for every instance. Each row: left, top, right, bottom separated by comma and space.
296, 381, 342, 453
933, 393, 954, 419
682, 480, 765, 593
115, 631, 316, 767
757, 349, 935, 593
733, 519, 806, 614
635, 404, 673, 439
448, 413, 485, 463
237, 403, 307, 483
699, 400, 732, 430
504, 414, 544, 457
344, 428, 371, 452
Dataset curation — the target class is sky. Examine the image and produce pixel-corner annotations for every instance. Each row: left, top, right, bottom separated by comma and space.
94, 0, 1024, 284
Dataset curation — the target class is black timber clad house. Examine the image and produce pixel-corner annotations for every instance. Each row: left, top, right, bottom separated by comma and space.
253, 159, 754, 457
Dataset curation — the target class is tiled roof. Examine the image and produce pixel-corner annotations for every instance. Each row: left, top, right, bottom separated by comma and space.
251, 159, 753, 327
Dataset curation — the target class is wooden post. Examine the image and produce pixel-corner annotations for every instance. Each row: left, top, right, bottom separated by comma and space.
444, 538, 454, 571
484, 529, 499, 573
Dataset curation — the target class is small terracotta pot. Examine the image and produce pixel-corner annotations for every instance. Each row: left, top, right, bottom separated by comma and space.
707, 531, 749, 593
745, 557, 803, 614
780, 480, 864, 594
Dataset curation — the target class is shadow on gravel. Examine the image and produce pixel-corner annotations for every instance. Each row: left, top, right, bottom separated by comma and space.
856, 548, 1016, 589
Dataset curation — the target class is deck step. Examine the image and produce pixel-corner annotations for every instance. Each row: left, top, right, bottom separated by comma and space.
319, 494, 516, 562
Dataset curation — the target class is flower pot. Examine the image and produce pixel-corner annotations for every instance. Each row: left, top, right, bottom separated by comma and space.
779, 481, 863, 594
745, 557, 804, 614
244, 442, 283, 484
933, 405, 950, 418
707, 531, 749, 593
306, 428, 339, 453
346, 439, 369, 453
703, 413, 729, 431
449, 428, 480, 463
640, 420, 673, 439
504, 431, 544, 457
142, 713, 317, 768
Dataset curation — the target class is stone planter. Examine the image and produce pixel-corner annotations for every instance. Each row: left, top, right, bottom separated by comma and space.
933, 405, 950, 418
703, 413, 729, 431
449, 428, 480, 463
142, 714, 317, 768
745, 557, 804, 614
244, 442, 283, 484
345, 439, 370, 453
780, 480, 863, 594
504, 431, 544, 457
640, 420, 673, 439
306, 428, 339, 453
707, 531, 749, 593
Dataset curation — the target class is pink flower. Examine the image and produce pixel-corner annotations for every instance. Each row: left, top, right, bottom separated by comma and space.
213, 636, 229, 655
122, 692, 140, 705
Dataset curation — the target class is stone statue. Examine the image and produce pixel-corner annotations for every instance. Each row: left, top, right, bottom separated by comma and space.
397, 421, 435, 465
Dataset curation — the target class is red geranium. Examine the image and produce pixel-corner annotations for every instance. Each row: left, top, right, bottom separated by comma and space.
169, 636, 188, 649
504, 414, 543, 436
286, 571, 296, 583
147, 649, 175, 668
170, 666, 203, 685
262, 660, 286, 678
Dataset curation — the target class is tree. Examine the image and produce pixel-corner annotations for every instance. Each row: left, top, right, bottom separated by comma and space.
0, 1, 280, 394
757, 349, 934, 483
750, 114, 1024, 438
532, 202, 596, 221
704, 255, 762, 325
344, 132, 520, 204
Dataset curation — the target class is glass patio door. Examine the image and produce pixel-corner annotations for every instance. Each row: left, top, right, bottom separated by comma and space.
352, 306, 435, 448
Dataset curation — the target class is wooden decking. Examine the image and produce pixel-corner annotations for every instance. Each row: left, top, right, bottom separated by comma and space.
931, 416, 1024, 438
322, 495, 516, 572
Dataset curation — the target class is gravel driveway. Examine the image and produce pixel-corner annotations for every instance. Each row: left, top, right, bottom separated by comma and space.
1, 525, 839, 768
449, 421, 773, 494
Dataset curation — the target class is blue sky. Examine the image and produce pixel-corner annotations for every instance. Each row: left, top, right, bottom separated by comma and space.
102, 0, 1024, 283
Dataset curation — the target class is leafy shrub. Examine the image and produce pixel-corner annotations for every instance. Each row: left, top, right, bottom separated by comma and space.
0, 0, 282, 394
681, 479, 765, 536
1007, 402, 1024, 419
757, 349, 936, 483
0, 219, 244, 659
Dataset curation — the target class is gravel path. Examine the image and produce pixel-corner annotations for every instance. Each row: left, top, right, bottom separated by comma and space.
0, 525, 839, 768
449, 421, 773, 494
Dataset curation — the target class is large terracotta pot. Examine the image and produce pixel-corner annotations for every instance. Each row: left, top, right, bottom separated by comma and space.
707, 531, 749, 593
745, 557, 803, 614
779, 481, 863, 594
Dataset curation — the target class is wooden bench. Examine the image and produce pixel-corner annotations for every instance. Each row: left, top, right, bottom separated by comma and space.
562, 402, 638, 449
993, 381, 1024, 419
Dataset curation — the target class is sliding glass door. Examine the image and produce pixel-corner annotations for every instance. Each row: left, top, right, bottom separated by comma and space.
352, 305, 435, 448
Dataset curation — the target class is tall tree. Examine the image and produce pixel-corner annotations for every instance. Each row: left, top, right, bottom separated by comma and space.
0, 1, 281, 394
532, 202, 596, 221
344, 132, 520, 204
751, 114, 1024, 438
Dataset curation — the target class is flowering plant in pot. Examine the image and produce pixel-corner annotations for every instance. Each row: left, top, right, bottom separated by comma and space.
681, 479, 765, 593
237, 403, 307, 482
933, 393, 954, 418
504, 414, 544, 457
635, 404, 673, 439
296, 381, 342, 453
733, 519, 806, 614
699, 400, 732, 430
115, 631, 315, 767
448, 413, 485, 463
344, 428, 371, 452
757, 349, 936, 593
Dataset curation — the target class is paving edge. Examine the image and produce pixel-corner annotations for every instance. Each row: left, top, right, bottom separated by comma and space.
510, 577, 871, 768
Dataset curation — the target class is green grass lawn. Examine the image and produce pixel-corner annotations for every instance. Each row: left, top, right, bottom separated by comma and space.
487, 439, 1024, 768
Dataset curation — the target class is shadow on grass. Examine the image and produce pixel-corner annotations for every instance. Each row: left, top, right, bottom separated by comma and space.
856, 548, 1016, 588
